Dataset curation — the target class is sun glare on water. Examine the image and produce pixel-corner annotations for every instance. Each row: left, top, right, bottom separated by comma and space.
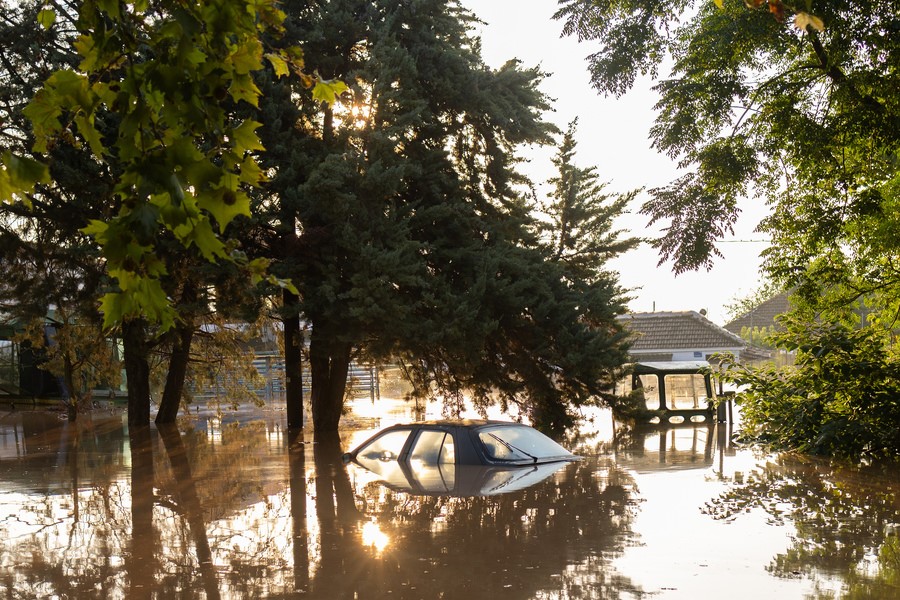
361, 521, 390, 553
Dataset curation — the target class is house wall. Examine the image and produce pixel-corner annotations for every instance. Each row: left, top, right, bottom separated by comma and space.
631, 348, 744, 363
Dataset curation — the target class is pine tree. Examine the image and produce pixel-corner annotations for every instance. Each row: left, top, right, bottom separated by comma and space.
0, 1, 115, 418
259, 0, 635, 434
542, 119, 640, 284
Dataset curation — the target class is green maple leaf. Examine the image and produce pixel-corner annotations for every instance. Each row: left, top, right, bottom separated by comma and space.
312, 77, 349, 105
3, 152, 50, 188
232, 120, 265, 152
238, 154, 264, 185
37, 9, 56, 29
229, 72, 261, 106
0, 153, 49, 205
100, 292, 128, 330
196, 181, 251, 231
101, 276, 175, 331
265, 52, 289, 77
175, 216, 228, 260
46, 70, 93, 110
230, 38, 264, 74
81, 219, 110, 240
74, 113, 105, 156
23, 90, 62, 150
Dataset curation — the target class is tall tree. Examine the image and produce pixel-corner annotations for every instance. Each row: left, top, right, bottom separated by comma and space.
261, 0, 635, 434
0, 1, 116, 417
541, 119, 640, 283
250, 0, 325, 430
555, 0, 899, 288
0, 0, 342, 425
555, 0, 900, 456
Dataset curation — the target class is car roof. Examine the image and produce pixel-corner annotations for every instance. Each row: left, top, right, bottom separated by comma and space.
382, 419, 527, 429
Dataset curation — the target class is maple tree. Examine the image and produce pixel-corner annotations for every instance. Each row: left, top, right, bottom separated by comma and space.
2, 0, 346, 330
0, 0, 342, 424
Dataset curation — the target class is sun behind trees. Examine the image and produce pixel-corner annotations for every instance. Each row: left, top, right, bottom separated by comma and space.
254, 0, 638, 435
1, 0, 638, 434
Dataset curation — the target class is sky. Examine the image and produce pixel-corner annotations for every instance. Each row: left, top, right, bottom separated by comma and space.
462, 0, 771, 325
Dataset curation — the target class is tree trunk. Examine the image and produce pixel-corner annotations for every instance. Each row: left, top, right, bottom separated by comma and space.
283, 289, 304, 429
155, 322, 193, 424
309, 329, 351, 436
122, 318, 152, 427
157, 281, 198, 424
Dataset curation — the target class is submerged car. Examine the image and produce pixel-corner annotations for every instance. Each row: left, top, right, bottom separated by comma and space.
343, 420, 579, 496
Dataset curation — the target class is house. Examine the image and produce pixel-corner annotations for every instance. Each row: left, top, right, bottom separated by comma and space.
723, 292, 791, 336
617, 311, 771, 363
0, 320, 63, 400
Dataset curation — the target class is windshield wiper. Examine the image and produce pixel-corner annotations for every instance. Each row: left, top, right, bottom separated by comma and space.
488, 433, 538, 464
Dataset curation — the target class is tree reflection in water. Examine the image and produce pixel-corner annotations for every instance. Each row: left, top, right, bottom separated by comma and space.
288, 429, 309, 592
7, 410, 900, 598
338, 449, 642, 598
0, 412, 645, 598
128, 425, 155, 600
0, 412, 132, 598
158, 424, 221, 600
703, 453, 900, 597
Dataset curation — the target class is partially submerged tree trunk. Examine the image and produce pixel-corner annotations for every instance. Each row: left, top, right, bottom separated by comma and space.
283, 289, 304, 429
122, 318, 152, 426
309, 329, 351, 436
155, 322, 193, 424
157, 281, 199, 424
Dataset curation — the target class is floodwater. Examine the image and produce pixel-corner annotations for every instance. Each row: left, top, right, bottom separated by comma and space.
1, 398, 899, 599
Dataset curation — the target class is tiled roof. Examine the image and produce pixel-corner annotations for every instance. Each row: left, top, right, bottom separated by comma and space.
723, 292, 791, 335
617, 311, 749, 353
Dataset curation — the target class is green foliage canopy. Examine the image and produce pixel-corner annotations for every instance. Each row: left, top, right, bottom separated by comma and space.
720, 319, 900, 461
258, 0, 635, 432
558, 0, 900, 458
0, 1, 106, 324
0, 0, 339, 330
556, 0, 899, 293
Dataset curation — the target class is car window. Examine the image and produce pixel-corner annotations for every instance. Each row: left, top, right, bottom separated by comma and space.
478, 426, 571, 461
439, 435, 455, 464
407, 431, 456, 492
357, 429, 412, 462
409, 430, 455, 465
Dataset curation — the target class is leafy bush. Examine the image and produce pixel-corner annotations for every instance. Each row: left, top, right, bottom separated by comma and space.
719, 319, 900, 462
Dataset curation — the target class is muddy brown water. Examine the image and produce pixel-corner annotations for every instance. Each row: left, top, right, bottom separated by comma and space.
1, 398, 899, 599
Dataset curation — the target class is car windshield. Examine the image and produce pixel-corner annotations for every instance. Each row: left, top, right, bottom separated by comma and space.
477, 426, 572, 462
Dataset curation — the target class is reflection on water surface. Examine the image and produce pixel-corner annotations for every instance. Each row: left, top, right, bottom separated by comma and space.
1, 403, 900, 599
